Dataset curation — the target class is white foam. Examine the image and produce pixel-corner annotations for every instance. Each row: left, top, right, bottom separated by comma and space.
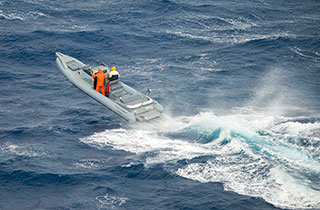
289, 46, 308, 58
81, 126, 218, 167
0, 10, 25, 21
96, 194, 128, 209
0, 8, 48, 21
184, 13, 258, 31
23, 0, 44, 3
160, 12, 293, 45
164, 29, 291, 45
268, 167, 320, 208
215, 16, 258, 30
29, 11, 48, 19
81, 110, 320, 209
289, 47, 320, 64
272, 120, 320, 138
177, 161, 320, 209
74, 158, 112, 169
0, 142, 42, 157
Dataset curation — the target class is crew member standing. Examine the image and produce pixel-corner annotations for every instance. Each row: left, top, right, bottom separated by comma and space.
91, 68, 107, 96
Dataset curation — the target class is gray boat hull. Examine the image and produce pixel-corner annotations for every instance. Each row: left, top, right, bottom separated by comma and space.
56, 52, 163, 122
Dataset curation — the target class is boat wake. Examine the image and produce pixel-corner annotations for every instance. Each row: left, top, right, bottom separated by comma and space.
81, 109, 320, 209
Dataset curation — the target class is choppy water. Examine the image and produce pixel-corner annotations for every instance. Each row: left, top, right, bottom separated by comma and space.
1, 0, 320, 209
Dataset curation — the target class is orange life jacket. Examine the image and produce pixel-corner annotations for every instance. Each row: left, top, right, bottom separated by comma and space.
92, 69, 106, 87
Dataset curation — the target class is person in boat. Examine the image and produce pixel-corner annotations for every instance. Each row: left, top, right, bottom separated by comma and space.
109, 66, 120, 81
106, 66, 120, 97
91, 68, 107, 96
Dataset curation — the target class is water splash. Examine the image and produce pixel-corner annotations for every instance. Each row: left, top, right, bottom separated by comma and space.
81, 110, 320, 209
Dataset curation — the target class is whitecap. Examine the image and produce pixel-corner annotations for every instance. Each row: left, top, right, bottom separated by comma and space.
164, 29, 292, 45
0, 10, 25, 21
0, 142, 42, 157
81, 110, 320, 209
74, 158, 112, 169
96, 194, 128, 209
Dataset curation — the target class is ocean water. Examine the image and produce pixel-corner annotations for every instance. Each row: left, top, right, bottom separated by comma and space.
1, 0, 320, 209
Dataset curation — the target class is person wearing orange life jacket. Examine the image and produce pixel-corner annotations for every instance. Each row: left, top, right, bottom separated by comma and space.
91, 68, 107, 96
106, 66, 120, 97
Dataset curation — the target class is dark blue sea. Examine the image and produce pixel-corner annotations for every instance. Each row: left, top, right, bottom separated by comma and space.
1, 0, 320, 209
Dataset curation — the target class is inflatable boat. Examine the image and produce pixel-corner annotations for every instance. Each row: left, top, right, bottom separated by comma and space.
55, 52, 164, 122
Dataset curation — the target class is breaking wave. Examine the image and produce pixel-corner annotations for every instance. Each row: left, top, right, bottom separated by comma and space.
81, 109, 320, 209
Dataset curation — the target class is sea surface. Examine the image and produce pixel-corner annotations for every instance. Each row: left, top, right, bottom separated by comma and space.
1, 0, 320, 209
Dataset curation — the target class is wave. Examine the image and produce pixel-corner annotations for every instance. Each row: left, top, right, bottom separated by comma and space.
0, 9, 25, 21
96, 193, 128, 209
163, 29, 292, 45
0, 142, 42, 157
81, 110, 320, 209
289, 46, 320, 64
74, 158, 112, 169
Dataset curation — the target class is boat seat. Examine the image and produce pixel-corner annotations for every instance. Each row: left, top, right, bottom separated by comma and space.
120, 94, 142, 105
112, 89, 128, 98
66, 60, 88, 71
109, 79, 119, 85
109, 80, 122, 91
